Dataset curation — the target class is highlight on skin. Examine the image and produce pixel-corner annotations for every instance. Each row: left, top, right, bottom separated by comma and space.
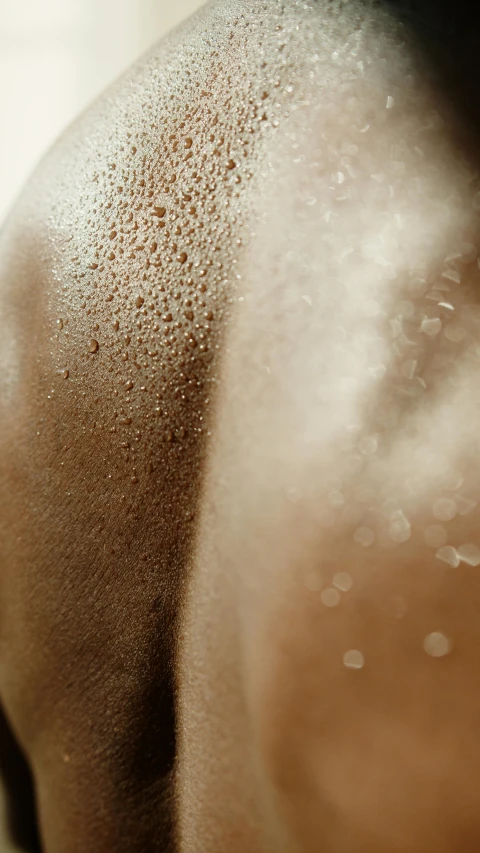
1, 1, 480, 851
178, 5, 480, 851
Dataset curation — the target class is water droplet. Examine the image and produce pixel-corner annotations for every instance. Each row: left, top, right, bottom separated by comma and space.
455, 495, 477, 516
354, 526, 374, 547
444, 324, 467, 342
395, 300, 415, 319
226, 159, 236, 170
424, 524, 447, 548
457, 543, 480, 566
136, 296, 145, 308
432, 497, 456, 522
389, 510, 411, 543
153, 206, 166, 218
321, 588, 341, 607
421, 317, 442, 336
442, 472, 464, 492
62, 369, 69, 380
401, 359, 417, 379
382, 497, 401, 518
178, 252, 188, 264
435, 545, 460, 568
423, 632, 451, 657
369, 364, 387, 379
343, 649, 365, 669
89, 339, 99, 353
327, 491, 345, 509
441, 269, 461, 284
333, 572, 353, 592
358, 435, 378, 456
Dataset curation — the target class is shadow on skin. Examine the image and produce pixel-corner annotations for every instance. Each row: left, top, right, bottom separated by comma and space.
0, 704, 41, 852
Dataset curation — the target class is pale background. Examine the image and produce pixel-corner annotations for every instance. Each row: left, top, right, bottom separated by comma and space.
0, 0, 206, 226
0, 2, 205, 845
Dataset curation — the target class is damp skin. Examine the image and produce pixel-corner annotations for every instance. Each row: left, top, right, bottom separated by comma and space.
178, 3, 480, 853
1, 1, 480, 853
0, 2, 326, 849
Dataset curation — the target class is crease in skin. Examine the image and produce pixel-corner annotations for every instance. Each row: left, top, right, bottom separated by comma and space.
178, 9, 480, 852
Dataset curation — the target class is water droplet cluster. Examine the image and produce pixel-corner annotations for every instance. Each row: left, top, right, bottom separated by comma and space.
206, 1, 480, 673
423, 631, 451, 658
343, 649, 365, 669
42, 2, 339, 510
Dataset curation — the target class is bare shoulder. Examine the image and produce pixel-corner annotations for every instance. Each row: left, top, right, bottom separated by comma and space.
2, 0, 471, 849
0, 0, 396, 709
0, 1, 383, 850
0, 0, 275, 708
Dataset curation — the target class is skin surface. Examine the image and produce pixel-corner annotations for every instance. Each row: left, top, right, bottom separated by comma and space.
2, 1, 480, 851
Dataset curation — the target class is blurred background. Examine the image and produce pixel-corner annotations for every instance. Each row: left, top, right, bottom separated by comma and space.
0, 0, 206, 227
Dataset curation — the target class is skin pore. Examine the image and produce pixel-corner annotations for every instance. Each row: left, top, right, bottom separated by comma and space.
2, 1, 480, 851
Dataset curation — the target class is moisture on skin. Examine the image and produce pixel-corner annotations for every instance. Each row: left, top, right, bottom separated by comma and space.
0, 3, 357, 849
1, 1, 480, 852
178, 5, 480, 853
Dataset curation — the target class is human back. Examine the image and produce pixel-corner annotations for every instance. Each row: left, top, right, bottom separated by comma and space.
2, 1, 480, 851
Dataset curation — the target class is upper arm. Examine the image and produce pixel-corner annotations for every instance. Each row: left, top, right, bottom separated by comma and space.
0, 6, 235, 849
0, 1, 315, 848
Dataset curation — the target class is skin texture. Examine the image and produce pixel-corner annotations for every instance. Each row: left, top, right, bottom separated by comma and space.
0, 1, 334, 848
2, 1, 480, 851
177, 5, 480, 853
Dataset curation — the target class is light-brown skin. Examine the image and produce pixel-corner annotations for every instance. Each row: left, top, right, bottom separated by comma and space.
2, 1, 480, 851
